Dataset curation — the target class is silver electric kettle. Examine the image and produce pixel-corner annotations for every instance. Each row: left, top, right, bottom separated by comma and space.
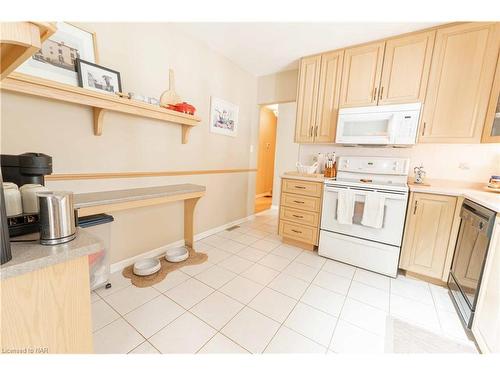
38, 191, 76, 245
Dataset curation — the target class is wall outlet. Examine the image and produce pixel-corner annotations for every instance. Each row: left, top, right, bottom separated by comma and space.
458, 162, 470, 170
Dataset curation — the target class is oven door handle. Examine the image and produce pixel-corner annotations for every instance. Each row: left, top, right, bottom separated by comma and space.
324, 186, 407, 200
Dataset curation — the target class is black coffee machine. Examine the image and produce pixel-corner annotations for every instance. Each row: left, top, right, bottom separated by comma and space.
0, 153, 53, 264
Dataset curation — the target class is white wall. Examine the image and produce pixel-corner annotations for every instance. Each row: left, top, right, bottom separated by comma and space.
257, 69, 298, 105
272, 102, 299, 206
299, 143, 500, 182
1, 23, 259, 264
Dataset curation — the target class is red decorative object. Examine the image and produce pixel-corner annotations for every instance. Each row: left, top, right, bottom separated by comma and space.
166, 102, 196, 115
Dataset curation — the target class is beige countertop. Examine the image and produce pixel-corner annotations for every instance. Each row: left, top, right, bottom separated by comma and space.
74, 184, 206, 208
1, 229, 102, 280
281, 172, 325, 183
408, 179, 500, 213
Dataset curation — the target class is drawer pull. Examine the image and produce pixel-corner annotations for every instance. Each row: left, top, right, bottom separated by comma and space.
291, 229, 302, 234
294, 185, 306, 189
293, 200, 305, 204
292, 214, 304, 218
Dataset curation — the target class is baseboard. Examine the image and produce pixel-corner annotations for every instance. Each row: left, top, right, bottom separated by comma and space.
109, 212, 256, 273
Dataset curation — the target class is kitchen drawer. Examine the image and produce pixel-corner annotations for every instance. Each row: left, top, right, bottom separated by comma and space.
282, 179, 322, 197
280, 206, 320, 227
279, 220, 318, 245
281, 193, 322, 212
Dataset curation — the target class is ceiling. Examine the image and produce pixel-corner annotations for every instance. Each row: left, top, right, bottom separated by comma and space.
172, 22, 440, 76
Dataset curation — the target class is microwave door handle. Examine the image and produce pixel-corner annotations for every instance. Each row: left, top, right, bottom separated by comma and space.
388, 114, 397, 143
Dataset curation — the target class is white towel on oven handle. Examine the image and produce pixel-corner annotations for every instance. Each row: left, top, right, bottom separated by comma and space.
361, 192, 386, 228
337, 189, 355, 225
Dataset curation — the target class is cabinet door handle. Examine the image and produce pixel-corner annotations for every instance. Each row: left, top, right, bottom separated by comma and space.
293, 200, 305, 204
294, 185, 306, 189
314, 126, 318, 137
379, 86, 384, 100
310, 126, 314, 137
292, 214, 304, 218
413, 200, 419, 215
421, 122, 427, 136
373, 87, 378, 102
291, 229, 302, 234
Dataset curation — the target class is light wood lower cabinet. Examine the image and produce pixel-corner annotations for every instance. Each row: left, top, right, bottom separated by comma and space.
278, 178, 323, 250
472, 214, 500, 353
0, 256, 93, 354
400, 192, 458, 280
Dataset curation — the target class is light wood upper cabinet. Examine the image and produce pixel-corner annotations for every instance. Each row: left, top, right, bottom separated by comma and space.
420, 23, 500, 143
482, 51, 500, 143
314, 50, 344, 142
295, 55, 321, 143
378, 31, 435, 105
339, 42, 385, 108
472, 215, 500, 353
400, 192, 457, 280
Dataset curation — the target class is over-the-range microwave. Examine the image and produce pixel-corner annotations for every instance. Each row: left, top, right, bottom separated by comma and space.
336, 102, 422, 146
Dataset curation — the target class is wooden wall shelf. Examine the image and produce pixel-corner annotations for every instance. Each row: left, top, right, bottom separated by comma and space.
0, 73, 202, 144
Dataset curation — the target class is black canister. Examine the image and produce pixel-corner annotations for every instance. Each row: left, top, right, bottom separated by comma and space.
0, 173, 12, 265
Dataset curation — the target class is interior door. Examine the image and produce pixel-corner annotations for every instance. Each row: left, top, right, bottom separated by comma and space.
339, 42, 385, 108
378, 30, 435, 105
400, 193, 457, 279
420, 23, 500, 143
256, 107, 277, 195
314, 50, 344, 143
295, 55, 321, 143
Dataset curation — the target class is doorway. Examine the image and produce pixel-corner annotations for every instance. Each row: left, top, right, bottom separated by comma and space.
255, 104, 278, 213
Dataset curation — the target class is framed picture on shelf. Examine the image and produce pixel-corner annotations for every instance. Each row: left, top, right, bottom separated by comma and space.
209, 97, 239, 137
16, 22, 98, 86
75, 59, 122, 94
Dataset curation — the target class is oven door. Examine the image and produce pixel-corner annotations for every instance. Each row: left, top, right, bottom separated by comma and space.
321, 185, 408, 246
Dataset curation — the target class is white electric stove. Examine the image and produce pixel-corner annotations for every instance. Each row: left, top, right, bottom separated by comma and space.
319, 156, 410, 277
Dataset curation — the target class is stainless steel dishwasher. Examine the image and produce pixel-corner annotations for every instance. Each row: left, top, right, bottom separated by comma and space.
448, 199, 496, 329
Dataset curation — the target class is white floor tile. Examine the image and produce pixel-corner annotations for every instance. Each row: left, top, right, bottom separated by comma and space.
165, 278, 214, 309
294, 251, 326, 269
199, 246, 232, 264
251, 239, 280, 252
218, 255, 254, 274
151, 270, 190, 293
193, 241, 217, 252
257, 224, 278, 235
258, 253, 291, 271
103, 285, 160, 315
93, 318, 144, 354
265, 326, 327, 353
149, 312, 216, 353
91, 299, 120, 332
195, 265, 237, 289
216, 239, 247, 254
390, 294, 440, 332
95, 271, 131, 298
300, 284, 345, 317
241, 263, 279, 285
353, 269, 391, 292
437, 309, 472, 343
268, 273, 309, 300
348, 281, 390, 312
199, 333, 249, 353
219, 276, 264, 304
321, 259, 356, 279
391, 276, 433, 305
221, 307, 280, 353
237, 247, 268, 262
330, 320, 385, 353
202, 234, 229, 248
265, 233, 283, 243
340, 298, 388, 336
124, 295, 185, 338
249, 287, 297, 323
233, 233, 260, 246
284, 261, 320, 283
190, 291, 244, 330
180, 261, 214, 276
90, 292, 101, 303
284, 302, 337, 347
128, 341, 160, 354
245, 229, 270, 239
430, 284, 457, 313
312, 270, 352, 295
271, 244, 302, 260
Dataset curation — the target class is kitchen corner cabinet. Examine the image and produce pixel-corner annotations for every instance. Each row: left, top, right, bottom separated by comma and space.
400, 192, 458, 280
472, 214, 500, 353
420, 22, 500, 143
482, 51, 500, 143
295, 51, 344, 143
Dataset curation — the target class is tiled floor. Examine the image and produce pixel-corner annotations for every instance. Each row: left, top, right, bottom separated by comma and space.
91, 209, 477, 354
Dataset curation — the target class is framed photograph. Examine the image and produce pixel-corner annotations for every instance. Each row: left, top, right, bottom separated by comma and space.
209, 97, 239, 137
76, 59, 122, 94
16, 22, 98, 86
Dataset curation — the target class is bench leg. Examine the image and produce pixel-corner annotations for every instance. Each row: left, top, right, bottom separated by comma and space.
184, 197, 200, 249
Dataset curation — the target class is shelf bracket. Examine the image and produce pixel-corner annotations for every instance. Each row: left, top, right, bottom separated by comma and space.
181, 125, 191, 144
93, 107, 105, 136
